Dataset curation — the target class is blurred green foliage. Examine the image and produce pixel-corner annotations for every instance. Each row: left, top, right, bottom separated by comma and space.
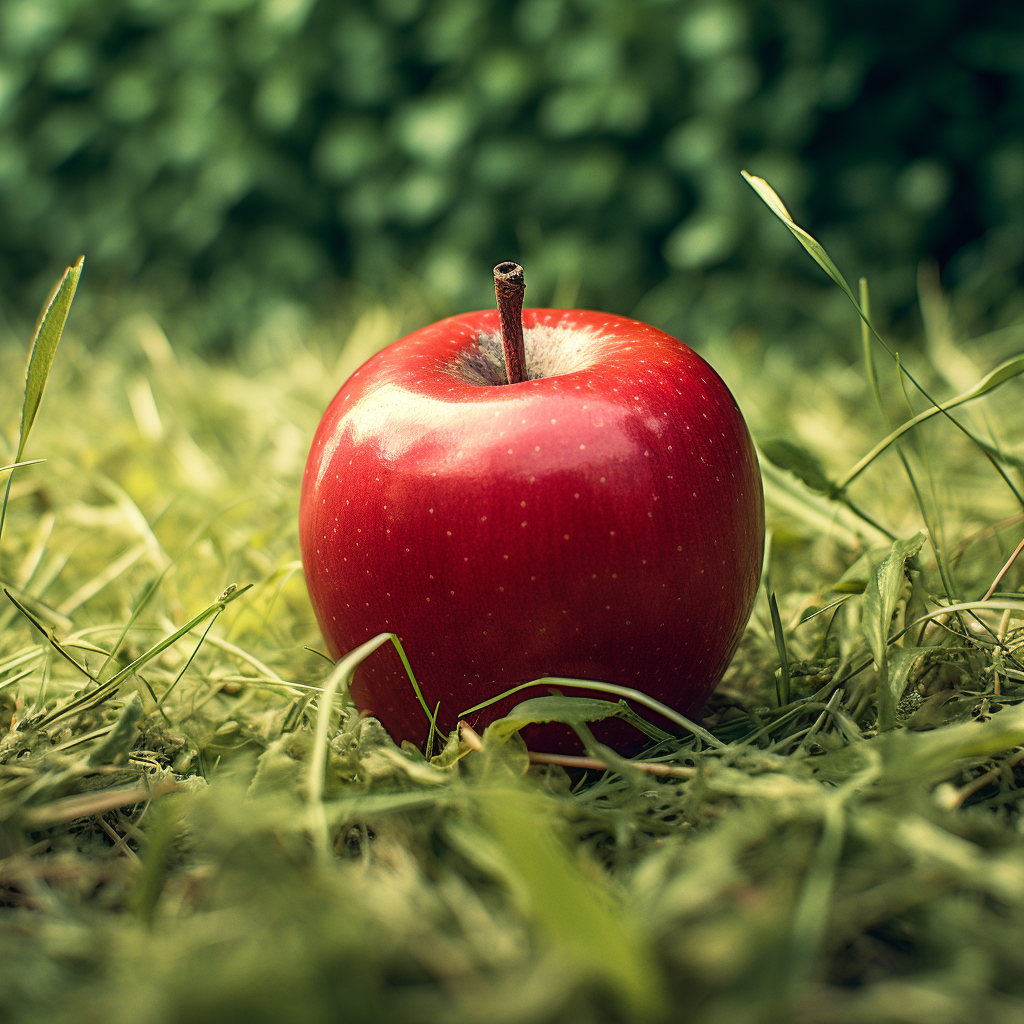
0, 0, 1022, 351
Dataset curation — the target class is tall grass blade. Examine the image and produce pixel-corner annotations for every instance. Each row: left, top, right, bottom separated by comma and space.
0, 258, 83, 553
769, 591, 791, 706
740, 172, 859, 306
18, 256, 84, 463
306, 631, 399, 854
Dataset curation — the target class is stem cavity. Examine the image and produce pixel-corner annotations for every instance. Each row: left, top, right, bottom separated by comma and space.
493, 262, 526, 385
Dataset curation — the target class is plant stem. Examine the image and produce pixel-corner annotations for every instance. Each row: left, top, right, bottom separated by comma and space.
493, 262, 526, 385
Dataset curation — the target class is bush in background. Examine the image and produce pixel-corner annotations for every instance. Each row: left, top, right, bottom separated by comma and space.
1, 0, 1022, 352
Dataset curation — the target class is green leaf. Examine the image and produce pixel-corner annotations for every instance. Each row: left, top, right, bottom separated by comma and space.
18, 256, 84, 462
832, 548, 890, 594
482, 695, 647, 748
508, 695, 627, 727
886, 646, 932, 707
462, 676, 726, 749
759, 438, 836, 495
862, 533, 925, 731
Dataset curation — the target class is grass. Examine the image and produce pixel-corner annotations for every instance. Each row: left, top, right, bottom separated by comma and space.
3, 203, 1024, 1023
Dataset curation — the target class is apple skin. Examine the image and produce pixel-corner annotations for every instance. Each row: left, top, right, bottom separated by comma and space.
299, 308, 764, 752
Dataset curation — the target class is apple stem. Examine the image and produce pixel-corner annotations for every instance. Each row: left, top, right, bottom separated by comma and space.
493, 262, 526, 385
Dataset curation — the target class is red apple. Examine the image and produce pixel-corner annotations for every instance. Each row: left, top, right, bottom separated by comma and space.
300, 267, 763, 752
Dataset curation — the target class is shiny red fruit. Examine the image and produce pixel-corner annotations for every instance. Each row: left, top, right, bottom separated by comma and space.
299, 308, 764, 751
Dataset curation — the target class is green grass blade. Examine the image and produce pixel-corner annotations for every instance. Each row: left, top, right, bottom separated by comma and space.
0, 258, 83, 556
3, 588, 98, 682
894, 356, 959, 604
306, 631, 396, 855
837, 352, 1024, 490
742, 171, 859, 306
0, 459, 45, 475
769, 591, 791, 706
860, 277, 884, 414
18, 256, 84, 463
36, 583, 253, 727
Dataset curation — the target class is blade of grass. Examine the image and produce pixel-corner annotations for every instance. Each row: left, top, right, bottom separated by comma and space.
0, 257, 83, 552
305, 631, 401, 855
769, 592, 791, 706
837, 352, 1024, 491
17, 256, 84, 463
36, 583, 254, 727
4, 589, 98, 682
